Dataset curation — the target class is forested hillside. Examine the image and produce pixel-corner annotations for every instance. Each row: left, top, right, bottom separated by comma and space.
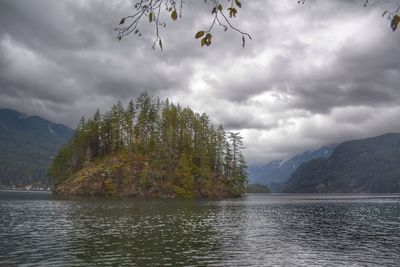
248, 145, 335, 192
0, 108, 73, 188
284, 133, 400, 193
50, 93, 247, 198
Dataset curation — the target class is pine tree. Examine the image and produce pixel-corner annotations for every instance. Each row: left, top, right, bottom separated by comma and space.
175, 151, 195, 197
49, 93, 248, 197
125, 100, 136, 147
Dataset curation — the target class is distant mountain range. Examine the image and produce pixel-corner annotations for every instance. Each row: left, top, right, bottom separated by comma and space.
2, 107, 399, 193
0, 108, 73, 187
248, 144, 336, 192
284, 133, 400, 193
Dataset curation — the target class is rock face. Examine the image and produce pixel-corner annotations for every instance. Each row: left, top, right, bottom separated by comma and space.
284, 133, 400, 193
0, 108, 73, 187
55, 153, 236, 198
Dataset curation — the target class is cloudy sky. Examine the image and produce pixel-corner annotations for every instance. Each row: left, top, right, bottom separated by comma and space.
1, 0, 400, 164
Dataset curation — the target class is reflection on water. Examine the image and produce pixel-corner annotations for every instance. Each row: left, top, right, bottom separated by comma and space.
1, 191, 400, 266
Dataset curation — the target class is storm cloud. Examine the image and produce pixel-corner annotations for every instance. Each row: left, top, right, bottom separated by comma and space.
1, 0, 400, 164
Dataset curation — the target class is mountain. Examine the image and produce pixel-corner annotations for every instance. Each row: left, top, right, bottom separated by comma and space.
0, 108, 73, 188
248, 144, 335, 191
284, 133, 400, 193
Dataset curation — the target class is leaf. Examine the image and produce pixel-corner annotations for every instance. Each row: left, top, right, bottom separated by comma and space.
171, 10, 178, 21
218, 4, 223, 11
391, 14, 400, 31
201, 37, 206, 47
149, 12, 153, 23
235, 0, 242, 8
228, 7, 237, 18
195, 31, 205, 39
242, 35, 245, 48
119, 18, 126, 25
200, 32, 213, 47
205, 33, 212, 46
212, 7, 217, 14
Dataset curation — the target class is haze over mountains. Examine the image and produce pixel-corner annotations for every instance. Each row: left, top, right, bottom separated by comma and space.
284, 133, 400, 193
0, 108, 73, 188
248, 145, 336, 192
250, 133, 400, 193
1, 107, 400, 193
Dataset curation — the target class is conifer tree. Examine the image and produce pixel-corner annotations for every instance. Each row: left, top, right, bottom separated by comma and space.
49, 92, 248, 196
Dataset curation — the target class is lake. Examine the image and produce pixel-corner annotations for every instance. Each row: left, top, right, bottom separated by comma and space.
1, 191, 400, 266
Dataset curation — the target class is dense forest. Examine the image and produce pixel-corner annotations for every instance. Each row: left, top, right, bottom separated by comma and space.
50, 92, 247, 197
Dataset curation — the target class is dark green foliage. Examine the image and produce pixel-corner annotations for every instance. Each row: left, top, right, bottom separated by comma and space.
0, 109, 73, 187
246, 183, 271, 193
49, 93, 248, 197
284, 133, 400, 193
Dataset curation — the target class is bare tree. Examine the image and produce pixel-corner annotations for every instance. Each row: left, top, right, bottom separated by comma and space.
115, 0, 400, 50
114, 0, 252, 50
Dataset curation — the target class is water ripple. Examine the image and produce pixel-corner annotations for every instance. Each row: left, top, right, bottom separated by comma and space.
1, 192, 400, 266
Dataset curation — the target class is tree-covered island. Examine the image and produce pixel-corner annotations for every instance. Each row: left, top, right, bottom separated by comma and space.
49, 93, 247, 198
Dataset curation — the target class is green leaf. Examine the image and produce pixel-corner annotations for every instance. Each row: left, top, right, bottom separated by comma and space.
391, 14, 400, 31
201, 37, 206, 47
195, 31, 205, 39
205, 33, 212, 46
149, 12, 153, 23
171, 10, 178, 21
235, 0, 242, 8
200, 33, 212, 47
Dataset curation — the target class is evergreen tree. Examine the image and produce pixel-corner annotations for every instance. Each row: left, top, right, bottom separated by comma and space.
49, 92, 248, 197
125, 100, 136, 148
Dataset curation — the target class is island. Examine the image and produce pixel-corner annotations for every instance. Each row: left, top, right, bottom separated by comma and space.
246, 183, 271, 193
49, 93, 247, 198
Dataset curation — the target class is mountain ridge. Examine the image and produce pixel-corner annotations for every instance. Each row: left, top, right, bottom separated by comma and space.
0, 108, 73, 187
284, 133, 400, 193
248, 144, 336, 191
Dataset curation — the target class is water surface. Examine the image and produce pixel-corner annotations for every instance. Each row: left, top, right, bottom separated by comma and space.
1, 191, 400, 266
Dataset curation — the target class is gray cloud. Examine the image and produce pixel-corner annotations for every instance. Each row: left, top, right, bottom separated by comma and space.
1, 0, 400, 164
